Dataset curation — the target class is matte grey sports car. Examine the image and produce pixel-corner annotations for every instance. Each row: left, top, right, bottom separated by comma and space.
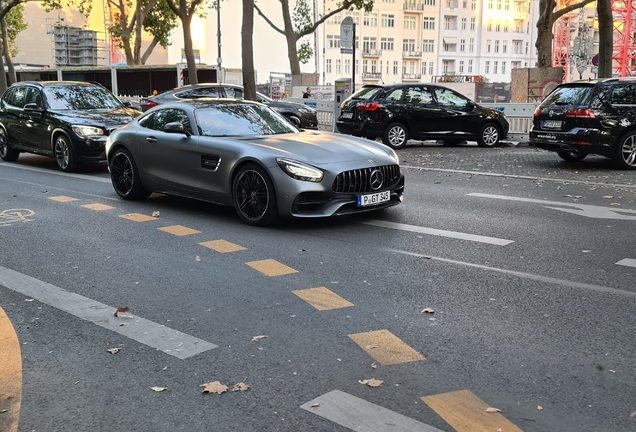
105, 99, 405, 226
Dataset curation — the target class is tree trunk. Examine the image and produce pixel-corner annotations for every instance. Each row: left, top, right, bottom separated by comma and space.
181, 12, 198, 85
535, 0, 555, 68
0, 48, 7, 95
242, 0, 256, 100
597, 0, 613, 78
280, 0, 301, 85
140, 36, 160, 65
133, 1, 144, 64
1, 18, 15, 84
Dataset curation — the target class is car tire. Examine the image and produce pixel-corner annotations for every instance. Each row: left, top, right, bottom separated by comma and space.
109, 148, 151, 200
233, 163, 279, 226
53, 134, 77, 172
382, 122, 409, 149
477, 123, 500, 147
557, 150, 587, 162
612, 132, 636, 170
0, 128, 19, 162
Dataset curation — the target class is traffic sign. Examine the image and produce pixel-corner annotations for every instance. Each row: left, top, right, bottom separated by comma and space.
592, 54, 599, 67
340, 17, 354, 49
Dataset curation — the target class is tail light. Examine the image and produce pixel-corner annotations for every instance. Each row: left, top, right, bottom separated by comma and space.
358, 102, 380, 111
533, 108, 540, 117
140, 99, 158, 110
565, 108, 595, 118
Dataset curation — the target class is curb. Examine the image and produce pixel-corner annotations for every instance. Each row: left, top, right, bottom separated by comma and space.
0, 306, 21, 432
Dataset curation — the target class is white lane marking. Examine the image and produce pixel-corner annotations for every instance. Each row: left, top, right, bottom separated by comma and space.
616, 258, 636, 268
301, 390, 444, 432
357, 218, 513, 246
0, 163, 111, 183
402, 165, 636, 190
0, 266, 217, 359
385, 248, 636, 298
468, 193, 636, 220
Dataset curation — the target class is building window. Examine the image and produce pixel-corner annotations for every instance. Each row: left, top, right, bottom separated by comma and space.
328, 13, 342, 25
485, 61, 490, 74
424, 0, 436, 4
462, 0, 467, 7
459, 60, 464, 73
443, 41, 457, 52
423, 39, 434, 52
345, 59, 350, 74
381, 14, 395, 28
372, 60, 378, 73
488, 0, 493, 9
404, 16, 416, 30
393, 61, 399, 74
326, 59, 332, 73
471, 0, 476, 9
486, 40, 491, 53
336, 59, 341, 74
512, 61, 521, 69
422, 62, 427, 75
525, 41, 529, 53
514, 19, 523, 32
469, 38, 474, 52
423, 17, 436, 30
496, 19, 501, 32
505, 0, 510, 10
468, 59, 473, 73
429, 62, 434, 75
494, 61, 498, 73
513, 40, 522, 54
504, 20, 509, 32
502, 61, 506, 74
495, 40, 500, 53
381, 37, 394, 50
327, 35, 341, 48
461, 18, 467, 30
460, 39, 465, 52
364, 13, 377, 26
470, 17, 475, 31
345, 12, 359, 25
442, 60, 454, 74
363, 59, 368, 73
496, 0, 502, 9
363, 37, 377, 51
503, 40, 507, 53
487, 19, 492, 31
444, 16, 457, 30
403, 39, 416, 52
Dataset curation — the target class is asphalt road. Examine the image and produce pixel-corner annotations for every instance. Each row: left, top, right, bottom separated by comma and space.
1, 143, 635, 432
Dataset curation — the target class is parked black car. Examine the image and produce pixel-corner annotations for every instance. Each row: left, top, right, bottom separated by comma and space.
139, 83, 319, 130
336, 83, 509, 149
0, 81, 142, 172
529, 78, 636, 169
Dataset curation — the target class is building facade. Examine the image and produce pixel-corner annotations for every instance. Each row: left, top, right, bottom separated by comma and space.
321, 0, 540, 87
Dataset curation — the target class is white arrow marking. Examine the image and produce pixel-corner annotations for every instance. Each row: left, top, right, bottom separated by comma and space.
616, 258, 636, 268
468, 193, 636, 220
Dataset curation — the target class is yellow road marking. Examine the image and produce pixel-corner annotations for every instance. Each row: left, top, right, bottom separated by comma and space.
199, 240, 246, 253
48, 196, 79, 203
421, 390, 524, 432
81, 203, 115, 211
119, 213, 157, 222
0, 307, 22, 432
158, 225, 201, 236
246, 259, 298, 277
292, 287, 354, 310
348, 329, 425, 366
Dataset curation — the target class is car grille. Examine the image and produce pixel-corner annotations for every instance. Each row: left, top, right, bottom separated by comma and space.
332, 164, 401, 193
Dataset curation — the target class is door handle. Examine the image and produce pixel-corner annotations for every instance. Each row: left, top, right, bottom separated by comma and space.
146, 137, 157, 143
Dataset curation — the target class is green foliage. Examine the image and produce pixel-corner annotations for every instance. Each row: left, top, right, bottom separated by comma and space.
5, 4, 27, 57
297, 40, 312, 64
144, 0, 179, 48
292, 0, 312, 34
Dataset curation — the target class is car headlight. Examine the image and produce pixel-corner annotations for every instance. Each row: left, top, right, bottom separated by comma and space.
73, 125, 104, 137
298, 107, 316, 114
276, 158, 323, 182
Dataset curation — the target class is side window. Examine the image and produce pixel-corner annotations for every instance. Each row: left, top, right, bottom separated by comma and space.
9, 87, 27, 108
404, 87, 433, 105
25, 88, 43, 107
174, 90, 193, 99
138, 112, 158, 130
192, 87, 222, 98
224, 87, 244, 99
610, 85, 636, 105
385, 89, 404, 101
434, 88, 470, 108
2, 88, 15, 106
139, 109, 192, 134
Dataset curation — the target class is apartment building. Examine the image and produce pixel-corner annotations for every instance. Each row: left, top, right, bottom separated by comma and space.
321, 0, 539, 86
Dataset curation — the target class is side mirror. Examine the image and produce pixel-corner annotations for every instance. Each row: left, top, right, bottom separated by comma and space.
164, 121, 191, 136
24, 103, 44, 112
123, 101, 132, 108
467, 100, 476, 110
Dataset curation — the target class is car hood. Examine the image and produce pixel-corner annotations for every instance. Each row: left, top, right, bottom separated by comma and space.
266, 100, 314, 111
51, 108, 142, 126
244, 131, 397, 165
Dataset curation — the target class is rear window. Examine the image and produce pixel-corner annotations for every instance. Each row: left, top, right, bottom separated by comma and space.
541, 85, 593, 107
349, 86, 382, 100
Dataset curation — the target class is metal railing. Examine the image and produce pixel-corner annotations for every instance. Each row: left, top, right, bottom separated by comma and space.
402, 51, 422, 58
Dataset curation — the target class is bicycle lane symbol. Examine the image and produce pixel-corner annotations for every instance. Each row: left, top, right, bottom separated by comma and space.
0, 209, 35, 226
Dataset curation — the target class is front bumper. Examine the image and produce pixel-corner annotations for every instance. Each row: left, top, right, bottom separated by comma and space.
73, 135, 108, 163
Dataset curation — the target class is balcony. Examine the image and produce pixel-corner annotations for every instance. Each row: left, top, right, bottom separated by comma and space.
402, 73, 422, 81
362, 49, 382, 57
402, 50, 422, 58
362, 72, 382, 80
403, 2, 425, 12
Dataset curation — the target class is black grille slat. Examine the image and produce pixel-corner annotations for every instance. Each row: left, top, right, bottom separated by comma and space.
332, 164, 401, 193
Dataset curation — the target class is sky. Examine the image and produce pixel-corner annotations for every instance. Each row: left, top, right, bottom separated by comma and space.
165, 1, 318, 84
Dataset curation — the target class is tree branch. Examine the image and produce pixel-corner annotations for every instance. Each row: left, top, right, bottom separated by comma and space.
295, 6, 345, 39
551, 0, 595, 24
254, 3, 284, 35
140, 35, 159, 64
0, 0, 24, 21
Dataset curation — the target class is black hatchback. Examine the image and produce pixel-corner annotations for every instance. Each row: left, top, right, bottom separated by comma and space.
336, 83, 509, 149
0, 81, 141, 172
530, 78, 636, 169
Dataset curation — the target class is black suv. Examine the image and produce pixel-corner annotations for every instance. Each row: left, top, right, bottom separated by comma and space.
530, 78, 636, 169
0, 81, 141, 172
336, 83, 509, 149
139, 83, 319, 130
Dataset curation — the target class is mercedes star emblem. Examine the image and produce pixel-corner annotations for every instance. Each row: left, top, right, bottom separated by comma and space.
369, 170, 384, 191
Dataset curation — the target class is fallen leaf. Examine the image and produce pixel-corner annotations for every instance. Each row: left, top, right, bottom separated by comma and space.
232, 382, 250, 392
596, 365, 604, 371
106, 348, 120, 354
486, 407, 501, 413
630, 411, 636, 418
371, 363, 377, 369
311, 403, 320, 408
609, 370, 616, 373
421, 307, 434, 313
195, 255, 201, 262
251, 335, 268, 342
0, 409, 9, 413
25, 299, 34, 302
201, 381, 228, 394
152, 211, 160, 217
537, 405, 543, 411
365, 344, 379, 349
114, 306, 129, 317
602, 195, 614, 199
151, 386, 167, 392
359, 378, 383, 387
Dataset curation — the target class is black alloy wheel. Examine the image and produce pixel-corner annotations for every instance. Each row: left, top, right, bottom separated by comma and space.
110, 148, 151, 199
477, 123, 500, 147
612, 132, 636, 170
53, 134, 77, 172
557, 150, 587, 162
233, 164, 279, 226
382, 122, 409, 149
0, 128, 19, 161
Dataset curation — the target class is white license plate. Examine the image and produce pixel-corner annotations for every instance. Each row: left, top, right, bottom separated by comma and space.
357, 191, 390, 207
542, 120, 562, 129
341, 112, 353, 119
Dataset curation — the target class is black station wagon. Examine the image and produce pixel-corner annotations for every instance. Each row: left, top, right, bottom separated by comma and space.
530, 78, 636, 169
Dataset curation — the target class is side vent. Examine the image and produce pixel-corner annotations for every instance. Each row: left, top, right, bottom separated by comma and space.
201, 155, 221, 171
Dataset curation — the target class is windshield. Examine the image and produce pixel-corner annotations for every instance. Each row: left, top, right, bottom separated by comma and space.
256, 92, 274, 103
43, 85, 124, 110
195, 103, 298, 136
541, 85, 593, 107
350, 86, 382, 100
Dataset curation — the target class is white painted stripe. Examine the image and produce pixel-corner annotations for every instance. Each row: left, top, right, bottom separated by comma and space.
0, 163, 112, 183
616, 258, 636, 268
0, 266, 217, 359
357, 219, 513, 246
301, 390, 444, 432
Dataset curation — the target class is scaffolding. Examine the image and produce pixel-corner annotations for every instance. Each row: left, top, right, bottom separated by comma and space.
612, 0, 636, 77
46, 19, 102, 67
552, 0, 573, 81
